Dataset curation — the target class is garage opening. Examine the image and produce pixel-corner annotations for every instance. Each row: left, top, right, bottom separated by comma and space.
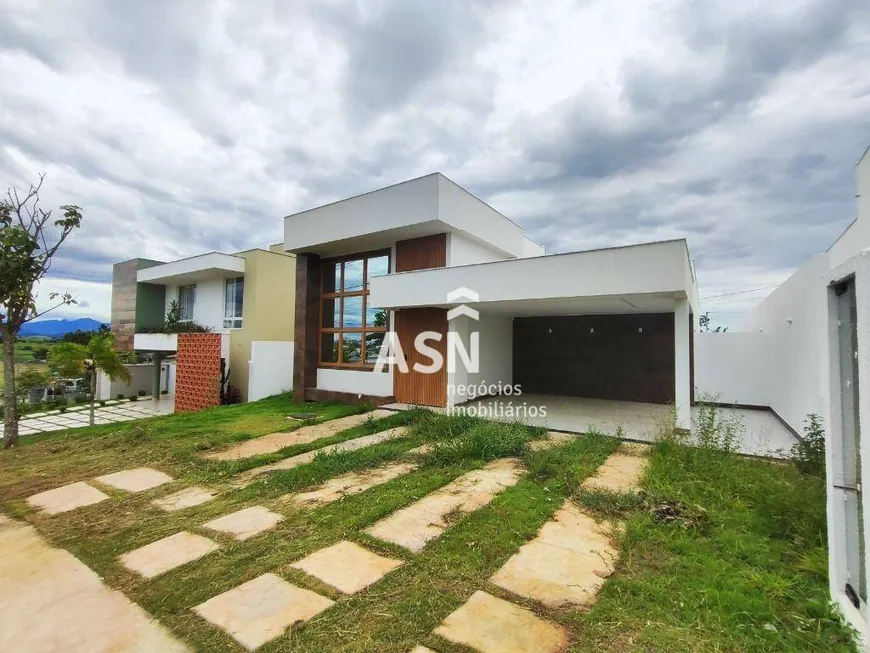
512, 314, 676, 404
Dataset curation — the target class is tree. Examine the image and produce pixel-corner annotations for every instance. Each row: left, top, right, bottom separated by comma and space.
1, 174, 82, 447
49, 333, 131, 426
699, 311, 728, 333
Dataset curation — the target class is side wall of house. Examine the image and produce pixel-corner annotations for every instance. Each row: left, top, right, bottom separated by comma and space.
694, 332, 772, 406
228, 249, 296, 401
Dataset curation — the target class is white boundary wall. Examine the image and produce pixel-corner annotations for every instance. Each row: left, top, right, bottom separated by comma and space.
248, 341, 294, 401
96, 363, 172, 400
695, 332, 772, 407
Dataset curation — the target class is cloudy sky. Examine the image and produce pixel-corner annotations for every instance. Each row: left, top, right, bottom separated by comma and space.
2, 0, 869, 327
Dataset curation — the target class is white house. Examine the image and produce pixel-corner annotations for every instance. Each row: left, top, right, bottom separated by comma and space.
283, 173, 699, 431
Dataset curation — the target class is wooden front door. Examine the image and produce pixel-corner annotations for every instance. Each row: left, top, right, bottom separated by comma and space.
394, 308, 447, 407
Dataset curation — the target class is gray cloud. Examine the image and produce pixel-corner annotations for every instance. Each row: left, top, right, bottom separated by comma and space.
1, 0, 869, 328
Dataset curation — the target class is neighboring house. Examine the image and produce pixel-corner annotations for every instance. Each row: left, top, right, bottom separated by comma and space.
696, 147, 870, 644
109, 247, 296, 403
283, 172, 700, 431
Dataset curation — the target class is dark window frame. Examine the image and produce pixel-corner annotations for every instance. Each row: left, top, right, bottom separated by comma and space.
319, 249, 390, 369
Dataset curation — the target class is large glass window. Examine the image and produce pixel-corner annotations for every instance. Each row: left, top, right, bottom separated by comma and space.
320, 252, 389, 368
223, 277, 244, 329
178, 284, 196, 322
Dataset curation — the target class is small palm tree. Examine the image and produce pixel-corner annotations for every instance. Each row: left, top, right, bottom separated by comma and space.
50, 332, 131, 426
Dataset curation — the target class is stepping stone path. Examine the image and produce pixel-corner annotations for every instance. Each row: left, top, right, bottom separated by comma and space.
239, 427, 409, 483
434, 590, 568, 653
203, 506, 283, 541
283, 461, 419, 507
528, 431, 579, 451
0, 515, 188, 652
581, 443, 649, 493
206, 409, 393, 460
366, 458, 523, 552
410, 647, 438, 653
120, 531, 220, 579
26, 481, 109, 515
193, 573, 334, 651
291, 541, 404, 594
490, 500, 618, 608
95, 467, 174, 492
152, 487, 216, 512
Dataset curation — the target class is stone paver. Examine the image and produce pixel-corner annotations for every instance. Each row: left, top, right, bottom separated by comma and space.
19, 400, 171, 434
490, 501, 618, 608
26, 481, 110, 515
152, 487, 216, 512
366, 458, 523, 552
203, 506, 282, 541
0, 515, 189, 652
95, 467, 174, 492
434, 590, 568, 653
291, 541, 404, 594
529, 431, 579, 451
119, 531, 219, 579
410, 647, 438, 653
240, 427, 408, 482
581, 445, 648, 493
284, 461, 418, 507
193, 573, 334, 651
206, 410, 392, 460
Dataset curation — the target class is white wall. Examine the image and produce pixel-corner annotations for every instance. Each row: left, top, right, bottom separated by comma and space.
695, 332, 771, 406
739, 254, 830, 431
447, 313, 513, 407
447, 232, 507, 266
316, 368, 393, 397
96, 363, 171, 400
522, 236, 545, 257
164, 277, 227, 332
248, 341, 294, 401
829, 151, 870, 268
436, 175, 525, 257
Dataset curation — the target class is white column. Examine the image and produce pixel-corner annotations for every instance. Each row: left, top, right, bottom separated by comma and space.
674, 296, 691, 431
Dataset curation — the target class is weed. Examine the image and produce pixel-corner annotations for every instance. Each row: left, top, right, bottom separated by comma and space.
792, 413, 826, 477
693, 400, 744, 452
426, 420, 537, 465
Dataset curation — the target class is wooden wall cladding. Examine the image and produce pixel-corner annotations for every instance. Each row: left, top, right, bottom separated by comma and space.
175, 333, 222, 412
393, 308, 447, 407
395, 233, 447, 272
513, 314, 676, 404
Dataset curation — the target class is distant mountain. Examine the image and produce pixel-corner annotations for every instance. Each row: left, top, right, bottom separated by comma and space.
19, 318, 108, 338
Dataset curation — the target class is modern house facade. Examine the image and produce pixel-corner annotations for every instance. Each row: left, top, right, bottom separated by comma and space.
696, 148, 870, 644
109, 246, 296, 403
284, 173, 699, 430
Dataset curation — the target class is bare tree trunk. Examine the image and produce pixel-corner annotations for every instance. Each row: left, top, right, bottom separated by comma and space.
89, 369, 96, 426
3, 327, 19, 448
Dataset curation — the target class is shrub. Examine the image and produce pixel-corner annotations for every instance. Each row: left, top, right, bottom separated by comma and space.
160, 390, 168, 395
137, 390, 147, 397
58, 406, 67, 413
116, 393, 125, 400
792, 413, 826, 476
128, 395, 138, 402
99, 400, 107, 407
693, 402, 743, 453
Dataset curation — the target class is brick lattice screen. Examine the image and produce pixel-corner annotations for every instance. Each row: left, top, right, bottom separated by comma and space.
175, 333, 222, 412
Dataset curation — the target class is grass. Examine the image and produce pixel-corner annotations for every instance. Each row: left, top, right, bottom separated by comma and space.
0, 395, 856, 652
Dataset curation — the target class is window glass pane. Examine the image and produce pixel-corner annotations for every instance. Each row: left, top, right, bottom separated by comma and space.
367, 255, 389, 286
233, 278, 244, 318
321, 298, 339, 329
342, 333, 362, 363
343, 259, 364, 292
365, 332, 385, 365
366, 306, 388, 328
178, 285, 195, 321
320, 333, 339, 363
323, 262, 341, 293
342, 295, 363, 328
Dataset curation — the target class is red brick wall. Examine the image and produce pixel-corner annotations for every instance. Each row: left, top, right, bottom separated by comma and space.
175, 333, 222, 412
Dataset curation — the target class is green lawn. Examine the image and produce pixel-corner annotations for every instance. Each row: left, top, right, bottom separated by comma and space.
0, 394, 855, 652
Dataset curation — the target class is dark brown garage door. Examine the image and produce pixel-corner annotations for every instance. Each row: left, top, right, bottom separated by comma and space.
512, 314, 675, 404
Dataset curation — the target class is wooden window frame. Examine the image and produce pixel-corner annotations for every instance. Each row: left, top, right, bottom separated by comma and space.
319, 249, 390, 370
